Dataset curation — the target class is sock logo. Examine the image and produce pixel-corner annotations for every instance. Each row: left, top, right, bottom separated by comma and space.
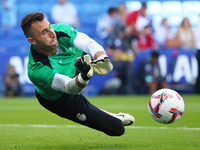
76, 113, 87, 121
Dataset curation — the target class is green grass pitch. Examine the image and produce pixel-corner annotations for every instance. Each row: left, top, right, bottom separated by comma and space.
0, 95, 200, 150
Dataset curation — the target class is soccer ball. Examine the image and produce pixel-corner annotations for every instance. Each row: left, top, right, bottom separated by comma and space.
148, 88, 185, 124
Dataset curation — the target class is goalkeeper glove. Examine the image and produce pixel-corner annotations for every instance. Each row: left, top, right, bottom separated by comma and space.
90, 55, 113, 76
75, 55, 93, 81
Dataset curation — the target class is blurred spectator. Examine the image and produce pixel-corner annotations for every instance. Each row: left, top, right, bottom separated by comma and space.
112, 4, 127, 38
4, 64, 22, 97
106, 25, 137, 94
1, 0, 17, 34
96, 7, 117, 47
194, 21, 200, 93
0, 75, 5, 97
125, 2, 150, 36
154, 18, 174, 49
138, 51, 167, 94
175, 17, 195, 49
137, 25, 155, 50
51, 0, 80, 28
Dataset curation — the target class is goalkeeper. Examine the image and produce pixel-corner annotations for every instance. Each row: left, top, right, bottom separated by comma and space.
21, 12, 134, 136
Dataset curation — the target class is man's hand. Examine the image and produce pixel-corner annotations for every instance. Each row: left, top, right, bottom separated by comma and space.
90, 55, 113, 75
75, 55, 93, 80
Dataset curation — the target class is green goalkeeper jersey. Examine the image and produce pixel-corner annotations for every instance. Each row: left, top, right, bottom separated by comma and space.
27, 23, 83, 100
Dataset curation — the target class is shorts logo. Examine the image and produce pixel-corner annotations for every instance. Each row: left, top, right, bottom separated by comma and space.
76, 113, 87, 121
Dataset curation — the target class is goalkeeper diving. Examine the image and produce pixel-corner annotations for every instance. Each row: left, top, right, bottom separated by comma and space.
21, 12, 135, 136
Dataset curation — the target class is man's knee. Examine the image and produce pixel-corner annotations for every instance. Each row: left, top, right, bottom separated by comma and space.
113, 124, 125, 136
105, 120, 125, 136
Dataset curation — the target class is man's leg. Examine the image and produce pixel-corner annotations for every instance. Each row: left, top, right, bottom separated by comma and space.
146, 80, 157, 95
36, 92, 125, 136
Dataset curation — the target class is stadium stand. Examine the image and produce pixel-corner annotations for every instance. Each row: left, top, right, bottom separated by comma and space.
0, 0, 121, 53
0, 0, 198, 96
1, 0, 199, 53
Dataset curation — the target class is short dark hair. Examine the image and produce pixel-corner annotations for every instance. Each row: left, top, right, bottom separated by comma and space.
144, 25, 150, 29
108, 7, 117, 14
141, 2, 147, 9
151, 51, 159, 58
21, 12, 44, 38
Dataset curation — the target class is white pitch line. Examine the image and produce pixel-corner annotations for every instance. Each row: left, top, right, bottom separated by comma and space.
0, 124, 83, 128
0, 124, 200, 131
127, 126, 200, 130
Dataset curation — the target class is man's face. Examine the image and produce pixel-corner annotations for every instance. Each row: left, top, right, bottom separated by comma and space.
29, 18, 58, 51
140, 7, 147, 16
151, 57, 158, 64
144, 27, 151, 35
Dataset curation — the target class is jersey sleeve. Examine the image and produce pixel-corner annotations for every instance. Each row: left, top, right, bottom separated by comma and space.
28, 62, 57, 88
126, 11, 139, 25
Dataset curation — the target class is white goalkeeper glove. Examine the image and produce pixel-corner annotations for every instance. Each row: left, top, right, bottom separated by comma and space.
90, 55, 113, 76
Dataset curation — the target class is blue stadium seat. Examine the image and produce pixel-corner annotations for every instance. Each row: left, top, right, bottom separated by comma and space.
7, 27, 24, 38
18, 4, 40, 14
2, 0, 124, 54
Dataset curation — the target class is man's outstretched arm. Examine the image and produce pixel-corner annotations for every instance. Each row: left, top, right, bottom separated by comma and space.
51, 55, 93, 95
74, 32, 113, 75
